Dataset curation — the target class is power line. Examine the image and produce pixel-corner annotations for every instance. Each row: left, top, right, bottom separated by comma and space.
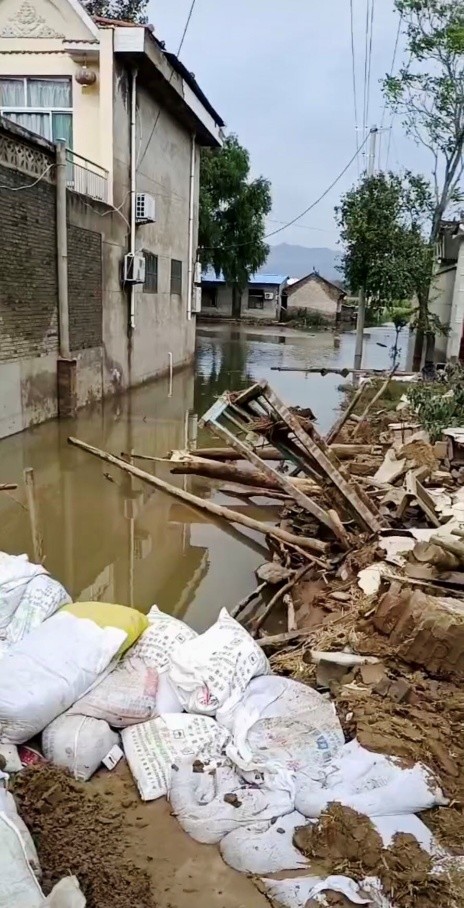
138, 0, 197, 169
202, 135, 369, 253
380, 12, 402, 169
266, 217, 332, 233
362, 0, 371, 134
365, 0, 375, 128
349, 0, 360, 159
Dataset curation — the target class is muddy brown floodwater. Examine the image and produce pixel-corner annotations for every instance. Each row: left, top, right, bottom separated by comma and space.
0, 323, 405, 629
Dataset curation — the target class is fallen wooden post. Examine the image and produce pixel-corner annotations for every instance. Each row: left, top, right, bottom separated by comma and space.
167, 456, 321, 493
169, 444, 380, 462
326, 381, 371, 444
231, 582, 267, 620
68, 437, 329, 555
0, 483, 18, 491
24, 467, 44, 564
352, 366, 398, 438
251, 563, 312, 635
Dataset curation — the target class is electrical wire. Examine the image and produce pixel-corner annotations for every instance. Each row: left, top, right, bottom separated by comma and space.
362, 0, 371, 136
202, 135, 369, 253
349, 0, 360, 159
0, 162, 54, 190
137, 0, 197, 170
380, 12, 402, 170
364, 0, 375, 129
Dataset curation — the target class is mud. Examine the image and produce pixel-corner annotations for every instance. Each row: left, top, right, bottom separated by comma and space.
294, 806, 464, 908
12, 764, 154, 908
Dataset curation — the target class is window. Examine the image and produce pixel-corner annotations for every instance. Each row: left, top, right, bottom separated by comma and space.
202, 286, 217, 308
248, 290, 264, 309
143, 252, 158, 293
171, 259, 182, 296
0, 77, 72, 146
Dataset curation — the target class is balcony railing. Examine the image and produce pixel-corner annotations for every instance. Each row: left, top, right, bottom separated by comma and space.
66, 149, 109, 203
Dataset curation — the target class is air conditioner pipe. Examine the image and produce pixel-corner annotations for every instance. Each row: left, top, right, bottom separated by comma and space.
129, 69, 137, 331
187, 134, 196, 320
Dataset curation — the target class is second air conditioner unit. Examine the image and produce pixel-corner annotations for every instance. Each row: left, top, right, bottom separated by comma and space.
135, 193, 156, 224
264, 291, 275, 300
191, 285, 202, 314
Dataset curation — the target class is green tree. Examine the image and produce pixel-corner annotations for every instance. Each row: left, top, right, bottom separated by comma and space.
199, 135, 272, 318
82, 0, 148, 23
336, 171, 433, 316
383, 0, 464, 366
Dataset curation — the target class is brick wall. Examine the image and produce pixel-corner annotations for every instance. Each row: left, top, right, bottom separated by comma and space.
0, 161, 59, 362
68, 224, 103, 350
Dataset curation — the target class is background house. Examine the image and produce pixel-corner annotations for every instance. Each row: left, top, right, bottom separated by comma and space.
201, 270, 288, 321
0, 0, 223, 436
282, 271, 346, 323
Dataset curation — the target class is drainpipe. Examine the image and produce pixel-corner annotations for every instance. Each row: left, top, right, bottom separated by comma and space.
56, 141, 70, 357
129, 69, 137, 331
187, 134, 196, 320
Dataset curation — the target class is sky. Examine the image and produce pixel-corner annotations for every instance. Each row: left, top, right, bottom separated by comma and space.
149, 0, 432, 250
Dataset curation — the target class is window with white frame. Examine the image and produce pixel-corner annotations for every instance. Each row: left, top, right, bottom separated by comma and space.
0, 77, 72, 147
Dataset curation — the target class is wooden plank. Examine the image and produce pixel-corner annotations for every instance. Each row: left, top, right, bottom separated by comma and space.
404, 471, 441, 527
261, 383, 382, 533
24, 467, 44, 564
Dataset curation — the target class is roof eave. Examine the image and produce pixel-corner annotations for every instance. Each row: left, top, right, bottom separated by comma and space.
112, 26, 223, 147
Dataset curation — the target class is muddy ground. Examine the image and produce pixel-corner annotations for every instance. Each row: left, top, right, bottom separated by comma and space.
12, 762, 268, 908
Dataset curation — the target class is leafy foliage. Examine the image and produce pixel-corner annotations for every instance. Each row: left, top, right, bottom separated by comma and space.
408, 364, 464, 440
389, 303, 413, 367
199, 135, 272, 316
82, 0, 148, 23
335, 171, 434, 318
383, 0, 464, 363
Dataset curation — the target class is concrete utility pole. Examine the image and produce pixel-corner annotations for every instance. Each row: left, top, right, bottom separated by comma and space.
354, 126, 378, 375
56, 141, 70, 359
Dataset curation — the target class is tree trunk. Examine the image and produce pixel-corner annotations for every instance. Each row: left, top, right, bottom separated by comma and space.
412, 328, 424, 371
232, 283, 242, 319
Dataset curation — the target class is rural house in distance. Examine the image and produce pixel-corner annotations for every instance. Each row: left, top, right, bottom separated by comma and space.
201, 269, 289, 321
283, 271, 347, 323
0, 0, 223, 437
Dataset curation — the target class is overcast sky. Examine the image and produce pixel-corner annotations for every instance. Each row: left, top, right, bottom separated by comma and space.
149, 0, 432, 250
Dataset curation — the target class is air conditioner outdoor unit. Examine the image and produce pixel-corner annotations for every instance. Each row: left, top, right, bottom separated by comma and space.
123, 252, 146, 284
264, 291, 275, 300
191, 285, 202, 314
135, 192, 156, 224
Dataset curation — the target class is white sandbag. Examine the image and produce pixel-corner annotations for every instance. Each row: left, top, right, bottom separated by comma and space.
0, 612, 125, 744
130, 605, 197, 671
168, 608, 269, 716
155, 672, 183, 714
44, 877, 86, 907
220, 810, 309, 873
0, 812, 44, 907
260, 875, 374, 908
69, 657, 158, 727
43, 714, 119, 782
0, 744, 22, 772
295, 739, 447, 818
218, 675, 344, 781
122, 714, 230, 801
0, 788, 41, 878
169, 761, 294, 845
0, 553, 70, 657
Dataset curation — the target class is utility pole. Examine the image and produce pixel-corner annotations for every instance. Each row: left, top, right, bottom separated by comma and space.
353, 126, 378, 375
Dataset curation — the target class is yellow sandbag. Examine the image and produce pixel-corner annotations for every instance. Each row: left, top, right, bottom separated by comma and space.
62, 603, 148, 654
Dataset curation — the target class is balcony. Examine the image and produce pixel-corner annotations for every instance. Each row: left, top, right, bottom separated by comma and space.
66, 149, 109, 203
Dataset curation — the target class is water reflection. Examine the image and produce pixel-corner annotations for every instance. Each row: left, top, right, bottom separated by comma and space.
0, 323, 406, 631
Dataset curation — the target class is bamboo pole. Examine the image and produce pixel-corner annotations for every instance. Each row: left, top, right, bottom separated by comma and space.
23, 468, 43, 564
68, 437, 329, 555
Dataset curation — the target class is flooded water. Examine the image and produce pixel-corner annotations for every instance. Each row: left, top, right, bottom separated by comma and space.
0, 323, 406, 630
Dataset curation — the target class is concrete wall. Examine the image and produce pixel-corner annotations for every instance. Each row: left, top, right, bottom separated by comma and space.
201, 283, 280, 320
446, 242, 464, 359
429, 267, 455, 359
286, 277, 340, 319
112, 62, 196, 385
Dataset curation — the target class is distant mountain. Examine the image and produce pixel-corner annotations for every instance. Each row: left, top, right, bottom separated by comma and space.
261, 243, 341, 281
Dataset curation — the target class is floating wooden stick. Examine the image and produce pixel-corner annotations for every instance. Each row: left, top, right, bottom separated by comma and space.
68, 437, 329, 555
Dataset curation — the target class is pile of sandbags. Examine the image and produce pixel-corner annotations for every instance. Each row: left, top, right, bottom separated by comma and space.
0, 552, 70, 658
